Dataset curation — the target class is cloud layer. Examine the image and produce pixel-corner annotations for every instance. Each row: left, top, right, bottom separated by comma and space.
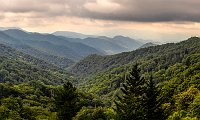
1, 0, 200, 22
0, 0, 200, 42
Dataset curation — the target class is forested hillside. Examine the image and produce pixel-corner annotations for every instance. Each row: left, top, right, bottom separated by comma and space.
0, 44, 72, 84
70, 37, 199, 77
0, 44, 60, 71
69, 37, 200, 119
0, 44, 68, 119
0, 37, 199, 119
0, 43, 103, 119
71, 37, 200, 94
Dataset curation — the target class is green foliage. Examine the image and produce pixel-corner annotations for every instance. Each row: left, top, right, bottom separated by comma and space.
73, 107, 108, 120
169, 87, 200, 119
114, 65, 165, 120
0, 82, 56, 120
0, 56, 70, 85
189, 95, 200, 118
167, 110, 198, 120
114, 64, 146, 120
144, 75, 165, 119
0, 37, 200, 119
54, 82, 82, 120
175, 86, 199, 111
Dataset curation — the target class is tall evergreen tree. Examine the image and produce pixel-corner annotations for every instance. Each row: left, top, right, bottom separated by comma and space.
114, 64, 146, 120
54, 81, 81, 120
144, 75, 165, 120
114, 65, 165, 120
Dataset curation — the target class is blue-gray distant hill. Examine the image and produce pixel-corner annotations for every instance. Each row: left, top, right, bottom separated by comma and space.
139, 42, 157, 49
0, 28, 145, 68
0, 29, 103, 68
53, 31, 96, 39
53, 31, 144, 55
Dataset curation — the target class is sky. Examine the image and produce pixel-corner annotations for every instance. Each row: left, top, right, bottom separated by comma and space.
0, 0, 200, 42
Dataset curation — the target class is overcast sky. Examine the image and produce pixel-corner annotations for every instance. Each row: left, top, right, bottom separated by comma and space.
0, 0, 200, 42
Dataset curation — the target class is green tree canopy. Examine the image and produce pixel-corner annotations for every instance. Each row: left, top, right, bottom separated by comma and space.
54, 81, 81, 120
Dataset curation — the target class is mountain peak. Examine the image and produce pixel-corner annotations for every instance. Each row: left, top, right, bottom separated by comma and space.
139, 42, 157, 49
53, 31, 96, 39
97, 36, 110, 40
113, 35, 128, 38
0, 27, 23, 31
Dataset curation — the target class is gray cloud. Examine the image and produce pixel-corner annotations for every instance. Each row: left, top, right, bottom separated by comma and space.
1, 0, 200, 22
81, 0, 200, 22
0, 0, 69, 18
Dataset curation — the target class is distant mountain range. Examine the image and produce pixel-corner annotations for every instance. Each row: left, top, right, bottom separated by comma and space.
0, 29, 102, 67
53, 31, 96, 39
53, 31, 144, 54
0, 28, 148, 68
0, 27, 23, 31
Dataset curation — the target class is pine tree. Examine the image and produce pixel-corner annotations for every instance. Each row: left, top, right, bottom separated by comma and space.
114, 64, 146, 120
144, 75, 165, 120
54, 81, 81, 120
114, 65, 165, 120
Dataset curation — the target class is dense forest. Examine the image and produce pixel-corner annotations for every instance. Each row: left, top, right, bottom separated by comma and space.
0, 37, 199, 119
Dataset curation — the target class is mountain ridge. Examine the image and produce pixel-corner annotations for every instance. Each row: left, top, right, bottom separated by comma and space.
0, 29, 104, 67
53, 31, 96, 39
70, 37, 200, 77
69, 37, 200, 106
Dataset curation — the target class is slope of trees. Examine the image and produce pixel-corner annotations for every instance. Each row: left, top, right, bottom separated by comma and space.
70, 37, 200, 77
0, 37, 199, 119
0, 81, 103, 120
70, 37, 200, 119
72, 37, 200, 104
